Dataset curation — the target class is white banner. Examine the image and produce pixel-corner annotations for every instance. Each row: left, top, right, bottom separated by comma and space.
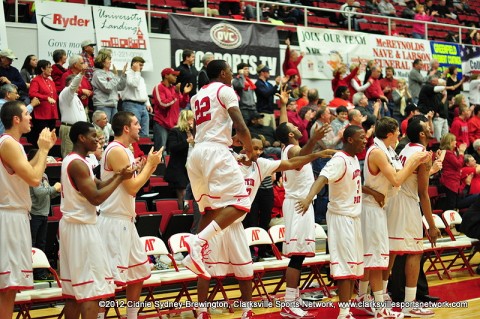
298, 27, 431, 80
35, 1, 95, 61
92, 6, 153, 71
0, 3, 8, 50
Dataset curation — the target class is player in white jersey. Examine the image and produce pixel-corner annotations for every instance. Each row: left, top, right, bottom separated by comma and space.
385, 119, 440, 318
195, 138, 336, 319
183, 60, 256, 280
0, 101, 56, 318
97, 111, 163, 319
274, 86, 331, 319
60, 121, 133, 319
298, 125, 383, 319
355, 118, 430, 319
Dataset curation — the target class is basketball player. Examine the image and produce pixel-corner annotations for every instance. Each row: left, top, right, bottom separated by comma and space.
183, 60, 255, 279
297, 125, 373, 319
60, 121, 133, 319
196, 137, 336, 319
385, 119, 440, 317
0, 101, 56, 318
355, 117, 430, 319
97, 111, 163, 319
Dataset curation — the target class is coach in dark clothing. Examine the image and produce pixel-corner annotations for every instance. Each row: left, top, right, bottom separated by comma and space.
175, 49, 198, 98
249, 113, 276, 145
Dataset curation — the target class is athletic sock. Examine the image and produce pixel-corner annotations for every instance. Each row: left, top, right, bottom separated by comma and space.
358, 280, 369, 296
197, 221, 221, 241
405, 286, 417, 303
285, 287, 297, 302
126, 307, 139, 319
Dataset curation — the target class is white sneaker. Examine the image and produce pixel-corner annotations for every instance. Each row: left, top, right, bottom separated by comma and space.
402, 307, 434, 318
280, 306, 315, 318
353, 293, 374, 315
375, 308, 404, 318
241, 310, 254, 319
182, 235, 211, 279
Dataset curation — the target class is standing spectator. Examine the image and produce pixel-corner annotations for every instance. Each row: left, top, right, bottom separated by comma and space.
468, 105, 480, 147
20, 54, 37, 90
283, 38, 304, 85
27, 149, 61, 280
433, 0, 457, 19
349, 63, 371, 98
470, 74, 480, 106
450, 104, 472, 148
197, 53, 214, 89
417, 75, 449, 141
379, 66, 398, 115
332, 63, 359, 94
248, 112, 278, 148
60, 55, 93, 112
255, 64, 280, 129
400, 104, 421, 136
295, 86, 309, 111
51, 49, 68, 93
446, 65, 464, 101
165, 110, 195, 210
92, 110, 114, 143
29, 60, 58, 146
0, 49, 27, 101
80, 40, 96, 83
122, 57, 153, 138
285, 69, 300, 91
0, 84, 40, 134
330, 105, 348, 149
392, 78, 411, 123
152, 68, 192, 152
428, 59, 443, 78
408, 59, 425, 103
401, 0, 417, 19
175, 49, 198, 98
233, 62, 257, 123
285, 98, 310, 146
91, 52, 127, 122
365, 66, 389, 116
339, 0, 368, 31
412, 4, 437, 39
378, 0, 397, 16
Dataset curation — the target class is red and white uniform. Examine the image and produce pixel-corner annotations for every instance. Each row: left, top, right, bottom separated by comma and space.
387, 143, 425, 254
320, 151, 364, 279
205, 158, 280, 278
187, 82, 250, 212
0, 135, 33, 291
59, 154, 115, 301
281, 144, 316, 257
97, 142, 151, 286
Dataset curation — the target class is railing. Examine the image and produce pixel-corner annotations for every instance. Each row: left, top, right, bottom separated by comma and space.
6, 0, 479, 45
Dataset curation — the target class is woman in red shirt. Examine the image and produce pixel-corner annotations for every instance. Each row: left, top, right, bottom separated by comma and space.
29, 60, 58, 146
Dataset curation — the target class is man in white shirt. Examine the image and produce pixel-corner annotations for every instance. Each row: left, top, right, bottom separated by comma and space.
59, 67, 88, 158
121, 57, 153, 137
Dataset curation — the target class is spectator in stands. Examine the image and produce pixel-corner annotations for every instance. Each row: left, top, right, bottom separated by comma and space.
365, 66, 389, 116
122, 56, 153, 137
165, 110, 195, 211
255, 64, 280, 129
446, 65, 464, 101
466, 28, 480, 46
329, 86, 354, 112
408, 59, 425, 103
379, 66, 398, 119
0, 84, 39, 134
285, 69, 300, 91
468, 105, 480, 147
51, 49, 67, 93
330, 105, 348, 149
311, 105, 342, 151
175, 49, 198, 98
469, 74, 480, 106
285, 97, 310, 146
0, 48, 27, 102
450, 104, 472, 148
378, 0, 397, 16
186, 0, 219, 16
446, 31, 459, 43
348, 63, 371, 98
294, 86, 309, 111
472, 138, 480, 163
339, 0, 368, 31
424, 0, 435, 15
454, 0, 475, 13
428, 59, 444, 79
152, 67, 192, 153
283, 38, 304, 86
392, 78, 412, 123
92, 51, 127, 122
219, 0, 240, 15
29, 60, 58, 146
27, 148, 61, 280
233, 62, 257, 123
248, 112, 277, 147
461, 154, 480, 195
389, 20, 401, 36
434, 0, 457, 19
400, 103, 421, 136
332, 63, 359, 93
353, 91, 381, 120
401, 0, 417, 19
60, 55, 93, 112
306, 88, 320, 109
80, 40, 96, 83
417, 75, 449, 141
20, 54, 37, 90
412, 4, 438, 39
366, 0, 379, 13
197, 53, 214, 89
92, 110, 114, 144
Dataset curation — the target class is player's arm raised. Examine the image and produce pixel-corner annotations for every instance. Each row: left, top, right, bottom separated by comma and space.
276, 149, 336, 172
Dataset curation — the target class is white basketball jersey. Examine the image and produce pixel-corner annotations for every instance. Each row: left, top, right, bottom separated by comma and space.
61, 153, 97, 224
190, 82, 239, 146
320, 151, 362, 217
0, 135, 31, 212
99, 141, 136, 218
281, 144, 315, 200
397, 143, 424, 202
239, 158, 281, 201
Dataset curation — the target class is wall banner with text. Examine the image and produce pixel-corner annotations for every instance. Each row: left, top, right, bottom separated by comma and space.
430, 41, 462, 77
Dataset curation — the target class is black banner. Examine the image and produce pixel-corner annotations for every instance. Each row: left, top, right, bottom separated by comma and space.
169, 14, 280, 77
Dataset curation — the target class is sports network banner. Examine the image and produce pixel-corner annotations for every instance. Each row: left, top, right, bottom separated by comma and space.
169, 14, 280, 76
297, 26, 433, 80
0, 4, 8, 50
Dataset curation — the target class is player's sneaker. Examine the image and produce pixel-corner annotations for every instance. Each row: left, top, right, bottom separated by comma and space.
375, 308, 405, 318
280, 306, 315, 318
241, 310, 254, 319
197, 312, 211, 319
337, 312, 356, 319
353, 293, 375, 315
401, 307, 434, 318
182, 235, 211, 279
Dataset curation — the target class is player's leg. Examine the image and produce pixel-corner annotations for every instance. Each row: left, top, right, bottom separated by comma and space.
0, 290, 16, 319
64, 299, 81, 319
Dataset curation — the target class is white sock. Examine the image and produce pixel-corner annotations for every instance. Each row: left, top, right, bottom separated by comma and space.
373, 290, 384, 303
339, 306, 350, 316
126, 307, 139, 319
97, 313, 105, 319
285, 287, 297, 301
197, 221, 221, 241
295, 287, 300, 298
383, 280, 389, 293
405, 286, 417, 303
358, 280, 369, 296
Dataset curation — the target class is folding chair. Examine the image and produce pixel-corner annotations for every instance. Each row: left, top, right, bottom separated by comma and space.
135, 213, 162, 238
441, 210, 480, 264
162, 213, 194, 242
135, 200, 149, 214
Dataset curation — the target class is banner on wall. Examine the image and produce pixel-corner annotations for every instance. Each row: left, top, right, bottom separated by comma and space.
35, 1, 95, 60
92, 6, 153, 71
169, 14, 280, 76
0, 4, 7, 50
461, 44, 480, 75
430, 41, 462, 76
297, 27, 432, 80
